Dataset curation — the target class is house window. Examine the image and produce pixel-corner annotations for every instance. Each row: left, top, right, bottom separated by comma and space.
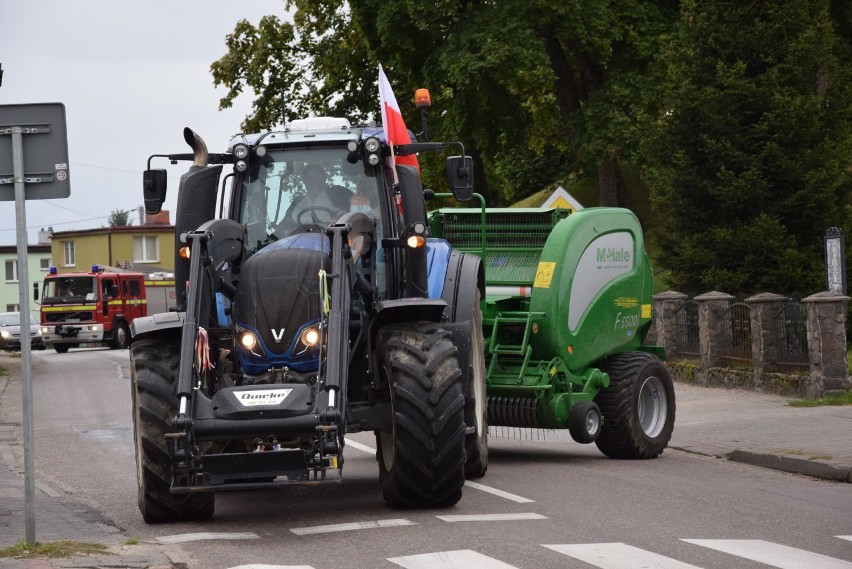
40, 258, 50, 271
133, 236, 158, 263
63, 241, 76, 267
6, 304, 19, 312
5, 260, 17, 282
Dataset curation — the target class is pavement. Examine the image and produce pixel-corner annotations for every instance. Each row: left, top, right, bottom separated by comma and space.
0, 352, 850, 568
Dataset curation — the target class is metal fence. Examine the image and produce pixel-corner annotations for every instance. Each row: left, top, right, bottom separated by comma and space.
719, 302, 752, 363
774, 298, 809, 368
674, 300, 700, 357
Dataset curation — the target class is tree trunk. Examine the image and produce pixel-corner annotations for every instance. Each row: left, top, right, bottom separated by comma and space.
597, 158, 631, 209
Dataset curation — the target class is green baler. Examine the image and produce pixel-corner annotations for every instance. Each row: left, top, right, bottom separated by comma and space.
429, 204, 675, 458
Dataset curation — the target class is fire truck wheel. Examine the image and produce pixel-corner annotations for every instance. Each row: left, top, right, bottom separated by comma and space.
375, 323, 466, 509
131, 337, 215, 523
110, 321, 130, 350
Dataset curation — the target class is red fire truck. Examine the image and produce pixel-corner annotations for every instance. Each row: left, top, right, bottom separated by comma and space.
37, 265, 175, 353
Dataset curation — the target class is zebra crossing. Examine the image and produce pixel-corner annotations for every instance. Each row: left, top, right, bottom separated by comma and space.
228, 536, 852, 569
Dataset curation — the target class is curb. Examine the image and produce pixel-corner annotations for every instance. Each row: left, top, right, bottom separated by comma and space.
671, 443, 852, 483
729, 450, 852, 483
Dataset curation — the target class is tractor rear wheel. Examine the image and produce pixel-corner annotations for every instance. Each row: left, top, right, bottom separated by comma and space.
464, 289, 488, 478
131, 338, 214, 523
375, 323, 466, 508
594, 351, 675, 459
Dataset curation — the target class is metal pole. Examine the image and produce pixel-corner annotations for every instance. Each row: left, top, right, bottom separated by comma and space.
12, 125, 36, 544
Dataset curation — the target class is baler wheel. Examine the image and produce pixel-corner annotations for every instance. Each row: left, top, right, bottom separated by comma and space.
594, 351, 675, 459
567, 400, 602, 444
375, 323, 466, 508
464, 289, 488, 478
131, 338, 215, 523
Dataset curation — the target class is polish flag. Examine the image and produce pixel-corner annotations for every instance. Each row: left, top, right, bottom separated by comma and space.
378, 65, 419, 170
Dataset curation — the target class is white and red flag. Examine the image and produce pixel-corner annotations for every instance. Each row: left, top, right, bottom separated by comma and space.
378, 64, 419, 171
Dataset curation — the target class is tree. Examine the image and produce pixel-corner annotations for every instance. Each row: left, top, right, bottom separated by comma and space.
645, 0, 852, 295
108, 209, 132, 227
210, 0, 677, 208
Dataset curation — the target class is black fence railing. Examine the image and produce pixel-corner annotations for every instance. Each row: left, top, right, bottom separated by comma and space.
674, 300, 700, 357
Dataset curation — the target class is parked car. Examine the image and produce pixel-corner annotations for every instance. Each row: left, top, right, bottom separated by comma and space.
0, 312, 45, 350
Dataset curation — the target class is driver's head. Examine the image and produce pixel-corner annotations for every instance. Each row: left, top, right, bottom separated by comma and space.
302, 164, 327, 196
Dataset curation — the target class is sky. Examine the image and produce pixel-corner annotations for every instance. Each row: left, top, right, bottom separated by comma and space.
0, 0, 287, 245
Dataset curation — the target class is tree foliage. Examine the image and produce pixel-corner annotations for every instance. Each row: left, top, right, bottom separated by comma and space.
108, 209, 131, 227
210, 1, 852, 297
645, 0, 852, 295
210, 0, 677, 206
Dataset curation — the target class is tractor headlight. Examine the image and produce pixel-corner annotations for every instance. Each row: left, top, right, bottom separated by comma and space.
300, 326, 320, 347
294, 324, 321, 356
237, 327, 263, 357
239, 330, 258, 350
364, 137, 380, 153
364, 137, 382, 166
233, 144, 249, 160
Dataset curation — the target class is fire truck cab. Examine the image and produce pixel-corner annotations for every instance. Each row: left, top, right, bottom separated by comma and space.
38, 265, 148, 353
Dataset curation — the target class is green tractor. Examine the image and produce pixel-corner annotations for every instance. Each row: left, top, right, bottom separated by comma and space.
429, 204, 675, 457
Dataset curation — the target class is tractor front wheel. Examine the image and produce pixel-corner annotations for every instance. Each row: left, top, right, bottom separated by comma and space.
375, 323, 466, 508
594, 352, 675, 459
131, 338, 214, 523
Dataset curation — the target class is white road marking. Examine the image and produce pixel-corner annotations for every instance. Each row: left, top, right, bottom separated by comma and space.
156, 532, 260, 544
290, 518, 415, 535
463, 480, 534, 503
344, 438, 376, 455
436, 513, 547, 522
343, 438, 535, 503
838, 536, 852, 542
229, 566, 314, 569
683, 539, 852, 569
388, 549, 519, 569
544, 543, 702, 569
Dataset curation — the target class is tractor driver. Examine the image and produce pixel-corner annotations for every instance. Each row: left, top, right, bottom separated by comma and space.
281, 163, 351, 228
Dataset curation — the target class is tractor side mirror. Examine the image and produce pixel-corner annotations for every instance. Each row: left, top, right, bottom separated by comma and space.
143, 169, 168, 214
446, 155, 474, 202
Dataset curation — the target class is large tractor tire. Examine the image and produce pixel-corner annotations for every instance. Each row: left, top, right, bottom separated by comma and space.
594, 351, 675, 459
463, 289, 488, 478
375, 323, 466, 508
130, 338, 214, 523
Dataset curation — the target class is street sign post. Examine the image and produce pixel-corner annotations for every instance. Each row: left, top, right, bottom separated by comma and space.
0, 102, 70, 544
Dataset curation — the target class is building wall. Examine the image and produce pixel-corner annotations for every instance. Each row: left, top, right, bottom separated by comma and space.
0, 245, 52, 320
49, 226, 174, 274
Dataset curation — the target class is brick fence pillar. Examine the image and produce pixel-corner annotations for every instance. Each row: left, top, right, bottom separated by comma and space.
652, 291, 687, 360
746, 292, 786, 379
695, 291, 733, 386
803, 291, 851, 398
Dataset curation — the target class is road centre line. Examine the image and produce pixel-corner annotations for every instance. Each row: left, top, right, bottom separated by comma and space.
837, 536, 852, 542
157, 532, 260, 544
436, 513, 547, 522
291, 519, 415, 535
344, 438, 535, 503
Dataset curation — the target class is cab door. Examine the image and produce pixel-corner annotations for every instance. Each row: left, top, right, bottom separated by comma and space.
121, 276, 145, 322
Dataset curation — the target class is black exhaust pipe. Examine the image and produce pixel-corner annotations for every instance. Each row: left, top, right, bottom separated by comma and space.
174, 127, 222, 307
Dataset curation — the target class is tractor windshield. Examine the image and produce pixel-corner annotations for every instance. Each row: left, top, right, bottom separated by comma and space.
239, 146, 382, 254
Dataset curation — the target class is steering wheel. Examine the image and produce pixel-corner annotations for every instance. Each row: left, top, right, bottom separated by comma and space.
296, 205, 339, 225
